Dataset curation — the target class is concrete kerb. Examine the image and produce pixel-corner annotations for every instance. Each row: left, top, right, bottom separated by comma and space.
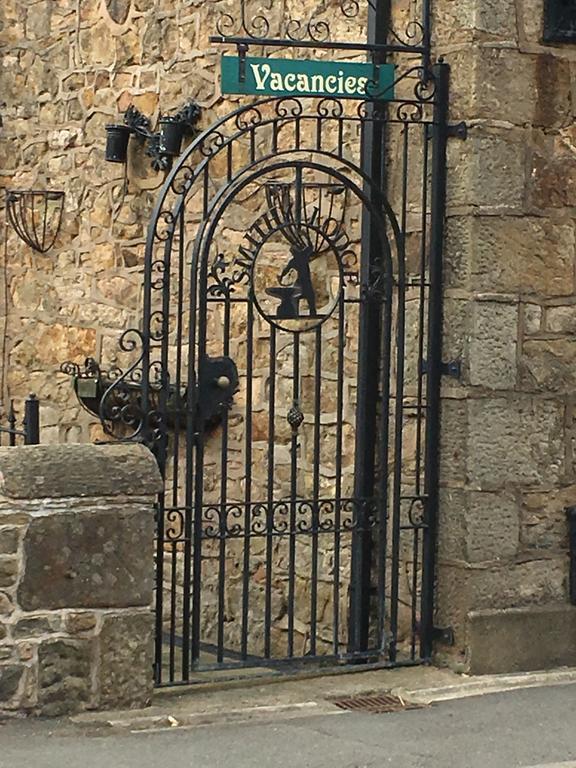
68, 665, 576, 732
395, 667, 576, 705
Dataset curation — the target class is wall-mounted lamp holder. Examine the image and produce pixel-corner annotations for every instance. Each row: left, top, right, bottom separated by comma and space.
60, 354, 238, 439
105, 101, 201, 172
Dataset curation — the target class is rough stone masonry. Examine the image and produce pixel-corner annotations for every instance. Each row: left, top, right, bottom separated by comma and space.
1, 0, 576, 679
0, 443, 161, 716
433, 0, 576, 672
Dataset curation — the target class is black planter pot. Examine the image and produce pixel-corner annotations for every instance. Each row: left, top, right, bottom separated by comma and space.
105, 124, 131, 163
159, 117, 185, 156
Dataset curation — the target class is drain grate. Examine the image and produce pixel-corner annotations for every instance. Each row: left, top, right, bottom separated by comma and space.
330, 693, 424, 714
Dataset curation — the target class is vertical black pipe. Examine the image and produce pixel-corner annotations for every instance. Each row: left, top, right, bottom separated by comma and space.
420, 62, 450, 660
24, 394, 40, 445
8, 402, 16, 448
348, 0, 391, 655
422, 0, 432, 74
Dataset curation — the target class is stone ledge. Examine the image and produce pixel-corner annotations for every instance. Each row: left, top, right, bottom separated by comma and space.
468, 604, 576, 675
0, 444, 162, 499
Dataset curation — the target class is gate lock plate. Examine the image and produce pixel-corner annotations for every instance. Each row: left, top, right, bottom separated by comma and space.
198, 355, 239, 428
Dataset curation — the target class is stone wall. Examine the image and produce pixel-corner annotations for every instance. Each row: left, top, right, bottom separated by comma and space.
0, 0, 223, 437
0, 0, 371, 437
2, 0, 576, 676
1, 0, 421, 671
0, 443, 161, 715
434, 0, 576, 672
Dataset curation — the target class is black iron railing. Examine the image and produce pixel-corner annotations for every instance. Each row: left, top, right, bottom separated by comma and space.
0, 395, 40, 446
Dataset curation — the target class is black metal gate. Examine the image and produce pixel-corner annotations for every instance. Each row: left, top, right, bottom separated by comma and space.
102, 1, 451, 686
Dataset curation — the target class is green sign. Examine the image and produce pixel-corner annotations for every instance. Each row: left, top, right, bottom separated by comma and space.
221, 56, 395, 101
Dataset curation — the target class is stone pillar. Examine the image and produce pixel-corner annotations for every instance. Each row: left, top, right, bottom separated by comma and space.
0, 444, 162, 716
432, 0, 576, 674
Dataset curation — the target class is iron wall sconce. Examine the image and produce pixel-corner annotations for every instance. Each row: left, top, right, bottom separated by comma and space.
106, 101, 201, 172
61, 355, 238, 439
6, 190, 65, 253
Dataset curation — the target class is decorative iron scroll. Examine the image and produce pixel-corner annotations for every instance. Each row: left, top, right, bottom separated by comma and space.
163, 498, 379, 542
213, 0, 428, 54
60, 333, 150, 441
61, 348, 238, 441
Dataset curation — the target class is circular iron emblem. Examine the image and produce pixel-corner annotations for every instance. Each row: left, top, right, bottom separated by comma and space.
251, 222, 344, 333
239, 181, 350, 333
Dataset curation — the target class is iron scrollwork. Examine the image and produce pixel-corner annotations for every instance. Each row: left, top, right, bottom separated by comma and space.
188, 498, 377, 541
211, 177, 353, 334
60, 330, 150, 441
107, 101, 202, 172
126, 102, 201, 172
61, 349, 238, 442
213, 0, 429, 57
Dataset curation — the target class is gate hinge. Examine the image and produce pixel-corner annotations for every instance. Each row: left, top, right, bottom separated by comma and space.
447, 121, 468, 140
420, 359, 462, 379
427, 121, 467, 141
432, 625, 455, 645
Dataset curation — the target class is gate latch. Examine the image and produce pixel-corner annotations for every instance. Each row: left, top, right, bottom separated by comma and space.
198, 355, 239, 429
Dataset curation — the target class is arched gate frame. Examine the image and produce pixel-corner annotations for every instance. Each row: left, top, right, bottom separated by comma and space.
102, 1, 453, 686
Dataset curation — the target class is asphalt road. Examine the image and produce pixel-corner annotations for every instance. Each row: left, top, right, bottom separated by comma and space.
1, 683, 575, 768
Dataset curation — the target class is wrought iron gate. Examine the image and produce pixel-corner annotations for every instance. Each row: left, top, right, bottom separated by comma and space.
102, 1, 450, 686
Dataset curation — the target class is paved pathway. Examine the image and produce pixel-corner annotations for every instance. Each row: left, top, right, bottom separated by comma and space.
1, 682, 575, 768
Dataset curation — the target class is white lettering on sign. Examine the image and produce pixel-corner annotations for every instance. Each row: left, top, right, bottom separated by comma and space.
251, 63, 270, 91
249, 63, 371, 97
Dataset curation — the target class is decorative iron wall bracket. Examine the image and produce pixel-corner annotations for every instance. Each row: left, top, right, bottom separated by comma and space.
209, 0, 432, 67
106, 101, 201, 172
60, 355, 238, 439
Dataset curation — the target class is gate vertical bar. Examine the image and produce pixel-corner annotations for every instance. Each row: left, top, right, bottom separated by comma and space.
348, 0, 391, 655
420, 62, 450, 660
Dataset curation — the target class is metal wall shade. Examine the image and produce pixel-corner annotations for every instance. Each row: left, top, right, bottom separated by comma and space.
158, 117, 185, 156
105, 124, 132, 163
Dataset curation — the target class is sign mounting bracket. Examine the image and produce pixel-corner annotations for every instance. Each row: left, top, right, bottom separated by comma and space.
237, 43, 249, 83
